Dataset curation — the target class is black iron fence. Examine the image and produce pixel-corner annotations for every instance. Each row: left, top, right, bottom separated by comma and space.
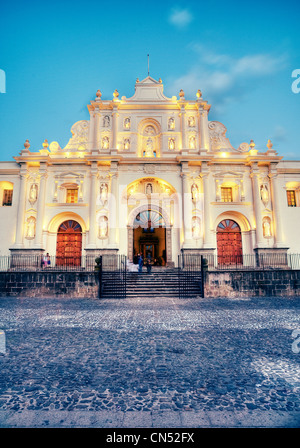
178, 254, 204, 299
0, 255, 97, 271
96, 255, 127, 299
204, 253, 300, 270
1, 253, 300, 272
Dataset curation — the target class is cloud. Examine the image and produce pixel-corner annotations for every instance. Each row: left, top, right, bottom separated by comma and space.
167, 46, 287, 112
271, 125, 287, 142
168, 8, 193, 29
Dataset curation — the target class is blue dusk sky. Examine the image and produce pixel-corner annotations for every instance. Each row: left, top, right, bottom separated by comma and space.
0, 0, 300, 161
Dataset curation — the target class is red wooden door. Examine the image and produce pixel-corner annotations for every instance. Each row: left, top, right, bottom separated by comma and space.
217, 219, 243, 265
56, 220, 82, 266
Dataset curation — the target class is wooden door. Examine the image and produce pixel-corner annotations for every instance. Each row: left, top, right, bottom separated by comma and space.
217, 219, 243, 265
56, 220, 82, 266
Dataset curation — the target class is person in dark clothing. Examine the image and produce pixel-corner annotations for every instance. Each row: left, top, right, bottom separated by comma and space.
146, 258, 152, 274
138, 254, 143, 272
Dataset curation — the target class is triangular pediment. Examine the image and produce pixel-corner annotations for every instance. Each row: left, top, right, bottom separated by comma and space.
139, 76, 160, 85
54, 171, 84, 179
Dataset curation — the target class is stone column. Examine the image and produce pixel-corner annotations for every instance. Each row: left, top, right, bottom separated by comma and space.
180, 106, 186, 150
94, 107, 100, 150
112, 108, 119, 149
181, 170, 192, 246
14, 170, 28, 248
108, 170, 118, 247
200, 110, 210, 151
201, 169, 214, 248
33, 168, 47, 249
250, 168, 264, 247
88, 110, 95, 151
87, 166, 98, 248
269, 169, 284, 247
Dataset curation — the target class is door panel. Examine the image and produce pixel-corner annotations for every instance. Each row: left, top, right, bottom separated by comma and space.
56, 220, 82, 266
217, 219, 243, 265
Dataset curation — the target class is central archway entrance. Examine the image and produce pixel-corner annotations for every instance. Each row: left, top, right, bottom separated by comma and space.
133, 210, 166, 265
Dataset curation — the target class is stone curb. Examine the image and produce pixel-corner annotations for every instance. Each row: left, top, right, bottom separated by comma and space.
0, 409, 299, 428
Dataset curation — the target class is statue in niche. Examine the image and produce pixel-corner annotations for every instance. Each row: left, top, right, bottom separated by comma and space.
124, 138, 130, 150
102, 136, 109, 149
26, 216, 36, 239
145, 137, 154, 157
144, 125, 155, 135
191, 183, 198, 202
192, 217, 201, 239
168, 117, 175, 130
98, 216, 108, 238
260, 184, 269, 207
263, 219, 271, 237
29, 183, 38, 203
103, 116, 110, 127
188, 116, 195, 127
146, 183, 152, 195
189, 136, 196, 150
100, 183, 108, 203
124, 118, 130, 129
168, 138, 175, 150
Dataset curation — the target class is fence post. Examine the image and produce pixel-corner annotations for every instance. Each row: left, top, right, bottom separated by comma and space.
98, 255, 103, 299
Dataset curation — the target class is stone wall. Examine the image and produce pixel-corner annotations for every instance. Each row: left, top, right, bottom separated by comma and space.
204, 269, 300, 298
0, 269, 300, 298
0, 271, 98, 298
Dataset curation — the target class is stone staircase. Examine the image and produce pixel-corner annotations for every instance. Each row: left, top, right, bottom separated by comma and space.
101, 267, 202, 299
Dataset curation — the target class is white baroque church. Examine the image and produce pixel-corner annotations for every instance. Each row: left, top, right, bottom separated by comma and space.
1, 75, 300, 266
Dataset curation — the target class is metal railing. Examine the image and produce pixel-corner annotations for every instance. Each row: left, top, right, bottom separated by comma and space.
203, 253, 300, 270
1, 253, 300, 272
178, 254, 204, 298
0, 255, 103, 272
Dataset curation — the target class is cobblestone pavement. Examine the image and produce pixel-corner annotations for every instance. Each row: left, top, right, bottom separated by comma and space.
0, 295, 299, 428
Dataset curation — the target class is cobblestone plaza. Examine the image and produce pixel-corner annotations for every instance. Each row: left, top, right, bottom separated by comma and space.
0, 295, 299, 428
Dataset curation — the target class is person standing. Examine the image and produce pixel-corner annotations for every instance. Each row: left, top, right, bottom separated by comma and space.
146, 258, 152, 274
138, 254, 143, 273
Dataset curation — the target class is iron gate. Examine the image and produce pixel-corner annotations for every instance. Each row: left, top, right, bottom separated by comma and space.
178, 254, 204, 299
97, 255, 127, 299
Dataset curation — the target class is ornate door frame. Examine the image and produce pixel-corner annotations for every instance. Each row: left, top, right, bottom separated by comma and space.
127, 204, 172, 264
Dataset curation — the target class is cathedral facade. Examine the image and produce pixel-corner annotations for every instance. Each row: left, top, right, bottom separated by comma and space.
1, 75, 300, 266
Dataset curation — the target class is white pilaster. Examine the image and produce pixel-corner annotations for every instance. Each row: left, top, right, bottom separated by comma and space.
13, 170, 27, 248
250, 167, 264, 248
108, 169, 119, 247
200, 110, 210, 151
180, 106, 186, 150
33, 167, 47, 248
201, 168, 214, 248
181, 169, 193, 247
269, 168, 285, 247
112, 108, 119, 149
87, 166, 98, 248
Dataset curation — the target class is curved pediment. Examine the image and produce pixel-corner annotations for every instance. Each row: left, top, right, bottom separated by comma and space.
122, 76, 172, 103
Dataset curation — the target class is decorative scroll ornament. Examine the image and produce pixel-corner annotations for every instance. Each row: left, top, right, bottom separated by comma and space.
64, 120, 89, 151
208, 121, 234, 151
237, 142, 250, 152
